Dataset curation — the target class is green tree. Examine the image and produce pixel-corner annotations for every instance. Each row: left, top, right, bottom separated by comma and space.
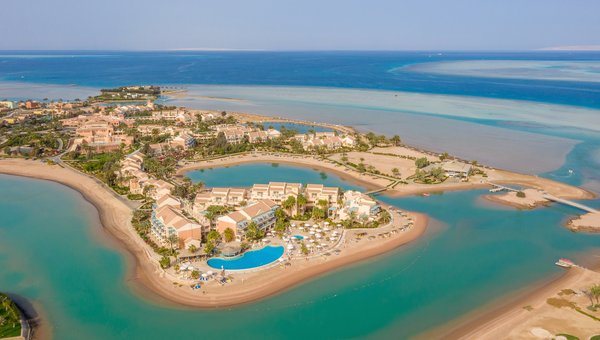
390, 135, 401, 145
167, 234, 179, 253
296, 194, 307, 214
244, 221, 265, 241
415, 157, 430, 169
223, 227, 235, 242
311, 207, 326, 221
392, 168, 400, 177
204, 240, 215, 255
206, 230, 222, 244
159, 255, 171, 269
191, 270, 200, 279
282, 196, 296, 215
591, 284, 600, 305
188, 244, 198, 253
300, 242, 309, 256
516, 191, 526, 198
274, 219, 289, 236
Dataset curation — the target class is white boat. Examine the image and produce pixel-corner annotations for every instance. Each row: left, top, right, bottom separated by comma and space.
555, 258, 576, 268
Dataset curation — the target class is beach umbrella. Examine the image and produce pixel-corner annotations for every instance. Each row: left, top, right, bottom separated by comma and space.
324, 222, 329, 225
313, 224, 319, 227
316, 235, 322, 239
321, 243, 327, 247
304, 223, 310, 227
201, 273, 208, 278
291, 223, 296, 227
309, 231, 315, 235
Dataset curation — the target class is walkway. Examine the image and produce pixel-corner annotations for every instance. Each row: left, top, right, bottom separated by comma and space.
542, 194, 599, 213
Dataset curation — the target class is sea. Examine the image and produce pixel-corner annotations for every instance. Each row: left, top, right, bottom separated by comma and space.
1, 51, 600, 339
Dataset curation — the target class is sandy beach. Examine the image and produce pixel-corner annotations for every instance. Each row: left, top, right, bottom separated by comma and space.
178, 152, 596, 202
0, 158, 428, 308
440, 267, 600, 339
177, 152, 394, 190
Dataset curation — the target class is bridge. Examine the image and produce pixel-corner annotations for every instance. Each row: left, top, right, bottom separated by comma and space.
365, 187, 388, 195
489, 183, 598, 213
542, 194, 599, 214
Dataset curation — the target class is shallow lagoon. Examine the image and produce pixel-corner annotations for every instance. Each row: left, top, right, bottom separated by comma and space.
2, 169, 599, 339
186, 162, 365, 191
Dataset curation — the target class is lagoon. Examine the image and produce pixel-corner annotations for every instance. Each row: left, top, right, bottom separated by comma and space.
2, 169, 600, 339
185, 163, 365, 191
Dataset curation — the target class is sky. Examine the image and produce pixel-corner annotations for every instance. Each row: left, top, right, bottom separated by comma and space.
2, 0, 599, 51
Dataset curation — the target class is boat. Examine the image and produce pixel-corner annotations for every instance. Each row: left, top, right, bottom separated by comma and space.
555, 258, 576, 268
422, 193, 430, 197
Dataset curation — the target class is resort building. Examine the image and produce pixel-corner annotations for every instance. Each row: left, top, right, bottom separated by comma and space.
151, 204, 203, 247
250, 182, 302, 203
156, 194, 183, 210
71, 120, 134, 153
144, 178, 175, 199
294, 132, 356, 150
216, 199, 279, 240
0, 101, 16, 110
305, 184, 340, 206
118, 152, 147, 194
213, 124, 281, 144
337, 190, 381, 220
441, 161, 472, 178
193, 188, 248, 213
170, 133, 196, 150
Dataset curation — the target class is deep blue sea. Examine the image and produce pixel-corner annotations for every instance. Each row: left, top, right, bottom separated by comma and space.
1, 51, 600, 108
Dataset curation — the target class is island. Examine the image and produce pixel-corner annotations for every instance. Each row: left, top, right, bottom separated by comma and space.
1, 87, 598, 333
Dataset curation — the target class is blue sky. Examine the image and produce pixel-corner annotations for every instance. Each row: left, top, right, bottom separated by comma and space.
2, 0, 599, 50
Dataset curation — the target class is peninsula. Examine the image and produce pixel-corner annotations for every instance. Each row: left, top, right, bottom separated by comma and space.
0, 87, 598, 329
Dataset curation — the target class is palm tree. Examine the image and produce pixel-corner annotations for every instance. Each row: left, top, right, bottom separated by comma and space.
167, 234, 179, 254
297, 194, 307, 214
282, 196, 296, 215
188, 244, 198, 253
379, 210, 391, 224
591, 284, 600, 305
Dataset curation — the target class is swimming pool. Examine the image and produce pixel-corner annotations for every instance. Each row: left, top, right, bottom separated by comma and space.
207, 245, 285, 270
292, 235, 305, 240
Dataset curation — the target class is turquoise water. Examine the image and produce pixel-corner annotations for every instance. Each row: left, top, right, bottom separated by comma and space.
186, 163, 364, 191
260, 122, 333, 134
1, 51, 600, 338
1, 171, 599, 339
207, 246, 284, 270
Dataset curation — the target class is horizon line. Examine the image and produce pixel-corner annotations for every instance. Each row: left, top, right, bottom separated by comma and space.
1, 48, 600, 53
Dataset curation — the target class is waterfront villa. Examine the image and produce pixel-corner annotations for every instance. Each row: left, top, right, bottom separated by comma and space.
151, 204, 203, 247
251, 182, 302, 202
216, 199, 279, 240
337, 190, 381, 220
193, 187, 248, 213
294, 132, 356, 150
441, 161, 472, 178
305, 184, 340, 206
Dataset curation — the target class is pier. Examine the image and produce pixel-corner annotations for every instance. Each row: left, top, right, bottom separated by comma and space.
542, 194, 599, 213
